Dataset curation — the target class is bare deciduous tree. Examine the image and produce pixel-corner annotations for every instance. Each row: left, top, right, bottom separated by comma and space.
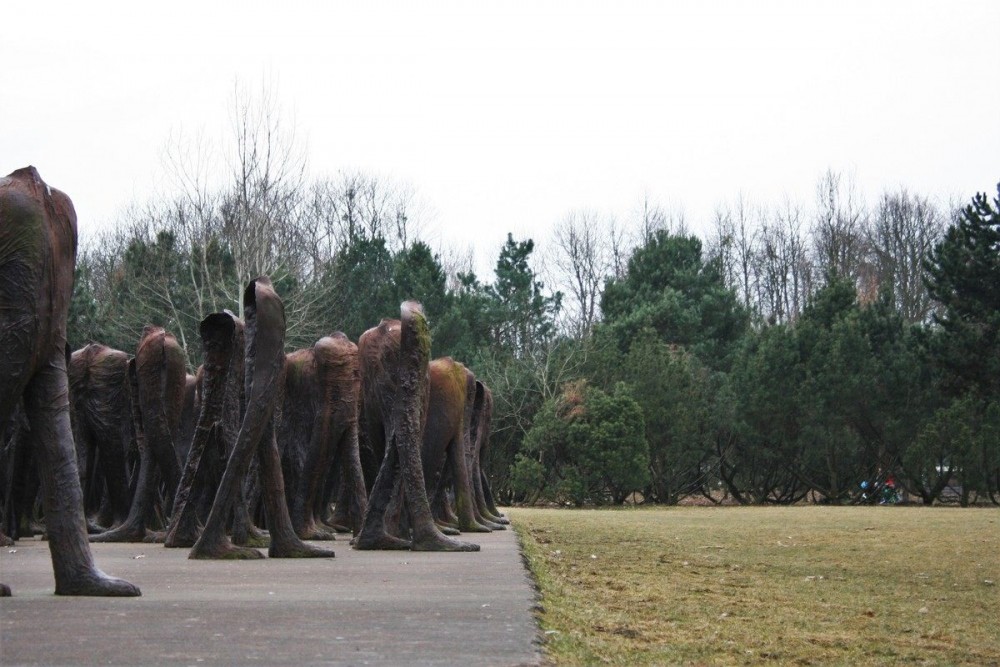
756, 198, 812, 323
708, 193, 814, 324
812, 169, 869, 284
80, 80, 331, 361
547, 209, 615, 338
709, 193, 759, 310
869, 188, 945, 322
219, 80, 309, 316
633, 193, 688, 242
439, 243, 476, 292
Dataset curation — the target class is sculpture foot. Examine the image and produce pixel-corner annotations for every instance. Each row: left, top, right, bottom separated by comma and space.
269, 540, 336, 558
234, 526, 270, 548
143, 530, 166, 544
90, 523, 147, 543
353, 532, 412, 551
483, 508, 508, 524
164, 532, 198, 548
0, 583, 11, 597
297, 524, 337, 541
324, 515, 353, 533
435, 522, 461, 536
480, 518, 506, 531
164, 523, 201, 548
189, 537, 265, 560
411, 532, 480, 552
239, 531, 270, 549
55, 569, 141, 597
482, 510, 508, 525
458, 521, 495, 533
327, 523, 352, 534
86, 518, 107, 534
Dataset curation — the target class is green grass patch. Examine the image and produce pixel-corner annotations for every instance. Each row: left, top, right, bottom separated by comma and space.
510, 506, 999, 665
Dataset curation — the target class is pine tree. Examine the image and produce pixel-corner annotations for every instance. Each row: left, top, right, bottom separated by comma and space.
925, 185, 1000, 397
485, 234, 561, 358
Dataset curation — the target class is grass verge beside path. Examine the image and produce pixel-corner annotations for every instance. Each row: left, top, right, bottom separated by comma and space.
510, 506, 999, 665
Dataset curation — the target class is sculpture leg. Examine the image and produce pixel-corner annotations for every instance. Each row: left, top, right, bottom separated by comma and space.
134, 333, 184, 515
480, 470, 507, 523
2, 416, 31, 539
449, 440, 494, 533
75, 423, 102, 531
91, 362, 152, 543
399, 425, 478, 551
91, 398, 132, 526
325, 467, 354, 534
289, 415, 338, 541
393, 305, 478, 552
258, 424, 335, 558
466, 420, 504, 528
163, 423, 215, 548
231, 479, 269, 548
166, 314, 234, 548
24, 351, 140, 596
337, 421, 368, 535
354, 441, 410, 550
473, 462, 506, 525
432, 485, 461, 535
0, 333, 31, 594
188, 404, 270, 559
90, 440, 154, 543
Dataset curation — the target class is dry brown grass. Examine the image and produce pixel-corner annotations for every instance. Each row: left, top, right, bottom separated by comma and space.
509, 505, 999, 666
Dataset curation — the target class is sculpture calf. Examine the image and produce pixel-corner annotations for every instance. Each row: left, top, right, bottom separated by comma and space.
468, 382, 507, 525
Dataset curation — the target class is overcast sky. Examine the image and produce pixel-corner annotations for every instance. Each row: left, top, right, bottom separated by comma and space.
4, 1, 998, 273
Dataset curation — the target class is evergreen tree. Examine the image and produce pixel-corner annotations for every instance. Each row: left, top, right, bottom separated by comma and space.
601, 230, 747, 368
321, 235, 396, 341
925, 185, 1000, 398
515, 381, 649, 505
485, 234, 561, 358
434, 271, 492, 363
67, 262, 104, 351
392, 242, 448, 316
921, 185, 1000, 504
724, 323, 807, 504
622, 332, 714, 504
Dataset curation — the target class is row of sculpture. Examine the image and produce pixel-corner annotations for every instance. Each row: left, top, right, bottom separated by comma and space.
0, 166, 505, 597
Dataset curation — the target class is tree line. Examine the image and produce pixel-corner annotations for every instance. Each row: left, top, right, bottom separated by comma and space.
510, 179, 998, 507
68, 90, 999, 507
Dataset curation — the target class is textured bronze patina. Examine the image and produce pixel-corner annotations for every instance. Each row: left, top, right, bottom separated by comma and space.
354, 302, 479, 552
0, 166, 139, 596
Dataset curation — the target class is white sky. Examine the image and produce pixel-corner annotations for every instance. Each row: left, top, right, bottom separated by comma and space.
3, 1, 998, 274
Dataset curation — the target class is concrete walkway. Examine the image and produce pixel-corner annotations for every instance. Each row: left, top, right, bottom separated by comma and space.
0, 526, 540, 666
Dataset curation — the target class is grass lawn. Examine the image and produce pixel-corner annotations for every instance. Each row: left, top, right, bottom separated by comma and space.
509, 506, 999, 665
